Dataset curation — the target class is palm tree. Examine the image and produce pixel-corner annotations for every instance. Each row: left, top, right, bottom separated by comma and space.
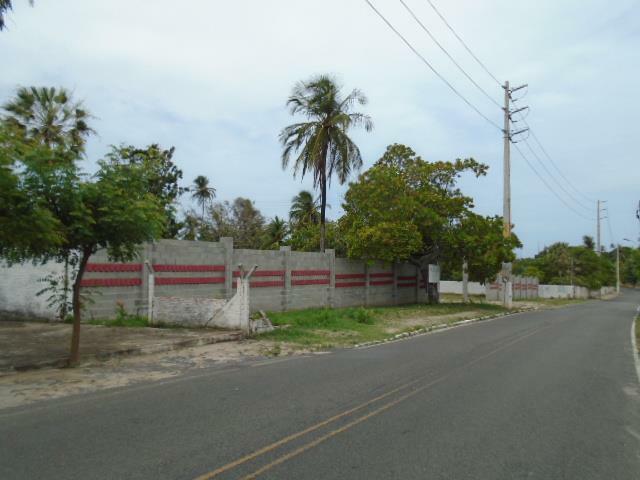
2, 86, 94, 154
263, 216, 289, 249
0, 0, 33, 31
280, 75, 372, 251
191, 175, 216, 224
289, 190, 320, 226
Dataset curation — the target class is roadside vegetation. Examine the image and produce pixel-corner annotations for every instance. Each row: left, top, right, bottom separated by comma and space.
259, 302, 506, 350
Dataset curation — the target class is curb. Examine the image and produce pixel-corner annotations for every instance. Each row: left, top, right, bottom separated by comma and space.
354, 307, 533, 349
0, 331, 245, 375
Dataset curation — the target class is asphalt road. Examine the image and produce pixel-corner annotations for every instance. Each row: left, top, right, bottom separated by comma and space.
1, 293, 639, 479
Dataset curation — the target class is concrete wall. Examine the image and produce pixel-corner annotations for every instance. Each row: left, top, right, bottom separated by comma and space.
0, 261, 65, 320
485, 276, 539, 301
440, 280, 484, 296
0, 239, 440, 320
538, 284, 615, 299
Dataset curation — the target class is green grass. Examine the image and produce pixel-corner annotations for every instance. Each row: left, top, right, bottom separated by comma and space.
86, 315, 149, 328
259, 302, 506, 349
519, 298, 587, 307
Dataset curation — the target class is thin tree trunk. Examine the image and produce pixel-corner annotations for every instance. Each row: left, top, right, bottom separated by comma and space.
68, 247, 91, 367
61, 254, 69, 321
319, 146, 328, 253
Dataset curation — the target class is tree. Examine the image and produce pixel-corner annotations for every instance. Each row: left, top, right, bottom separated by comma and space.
289, 190, 320, 227
0, 0, 33, 31
2, 86, 94, 155
340, 144, 491, 303
441, 212, 521, 282
179, 211, 201, 241
280, 75, 372, 252
262, 216, 289, 250
289, 220, 345, 255
583, 235, 595, 251
191, 175, 216, 226
1, 140, 164, 365
106, 144, 185, 237
201, 197, 266, 249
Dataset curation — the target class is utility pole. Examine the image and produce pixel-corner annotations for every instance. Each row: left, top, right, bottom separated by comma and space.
502, 81, 511, 238
596, 200, 601, 255
502, 81, 528, 238
616, 244, 620, 293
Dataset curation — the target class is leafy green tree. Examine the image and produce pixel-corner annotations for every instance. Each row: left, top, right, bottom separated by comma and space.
0, 0, 33, 30
441, 212, 521, 282
289, 190, 320, 227
289, 220, 345, 255
2, 86, 94, 155
2, 145, 164, 365
201, 197, 266, 249
262, 216, 289, 250
340, 144, 490, 303
191, 175, 216, 225
179, 211, 201, 241
280, 75, 372, 252
106, 144, 185, 237
583, 235, 595, 251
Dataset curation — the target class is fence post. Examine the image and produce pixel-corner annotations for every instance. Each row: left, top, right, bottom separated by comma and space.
280, 246, 291, 311
221, 237, 234, 300
462, 258, 469, 303
326, 248, 335, 308
364, 263, 370, 307
392, 262, 398, 305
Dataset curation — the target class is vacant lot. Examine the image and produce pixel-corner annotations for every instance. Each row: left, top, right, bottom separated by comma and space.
260, 302, 507, 349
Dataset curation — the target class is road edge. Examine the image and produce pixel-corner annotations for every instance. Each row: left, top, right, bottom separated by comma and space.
631, 312, 640, 385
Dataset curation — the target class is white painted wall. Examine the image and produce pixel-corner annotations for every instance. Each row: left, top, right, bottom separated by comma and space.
538, 284, 590, 299
440, 280, 485, 296
0, 262, 64, 319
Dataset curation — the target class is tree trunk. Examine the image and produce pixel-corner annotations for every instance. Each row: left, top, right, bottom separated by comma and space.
61, 254, 69, 321
68, 247, 91, 367
319, 146, 328, 253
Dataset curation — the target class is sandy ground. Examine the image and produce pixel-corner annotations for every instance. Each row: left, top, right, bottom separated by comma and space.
0, 339, 304, 410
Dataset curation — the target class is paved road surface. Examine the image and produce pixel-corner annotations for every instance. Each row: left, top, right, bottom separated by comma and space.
1, 293, 639, 479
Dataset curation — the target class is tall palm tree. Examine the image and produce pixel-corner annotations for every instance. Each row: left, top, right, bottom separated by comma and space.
280, 75, 372, 251
0, 0, 33, 31
289, 190, 320, 226
191, 175, 216, 223
2, 86, 94, 154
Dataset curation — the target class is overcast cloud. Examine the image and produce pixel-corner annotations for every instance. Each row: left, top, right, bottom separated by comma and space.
2, 0, 639, 256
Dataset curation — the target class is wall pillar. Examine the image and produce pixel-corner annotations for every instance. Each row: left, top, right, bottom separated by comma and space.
326, 248, 335, 308
280, 246, 291, 311
364, 263, 370, 307
221, 237, 234, 300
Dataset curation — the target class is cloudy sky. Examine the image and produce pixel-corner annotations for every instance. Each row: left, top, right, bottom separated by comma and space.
2, 0, 639, 256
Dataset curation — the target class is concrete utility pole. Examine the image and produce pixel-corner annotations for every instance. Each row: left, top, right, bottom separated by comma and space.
616, 244, 620, 293
596, 200, 601, 255
502, 81, 511, 238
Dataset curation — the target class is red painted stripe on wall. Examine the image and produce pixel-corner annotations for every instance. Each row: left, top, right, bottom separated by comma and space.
335, 273, 365, 280
233, 270, 284, 277
335, 281, 366, 288
80, 278, 141, 287
153, 264, 224, 272
291, 270, 330, 276
248, 281, 285, 288
155, 277, 225, 285
370, 280, 393, 286
369, 272, 393, 278
292, 279, 330, 286
86, 263, 142, 272
397, 276, 416, 281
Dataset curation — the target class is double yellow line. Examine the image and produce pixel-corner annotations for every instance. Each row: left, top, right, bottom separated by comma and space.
195, 325, 547, 480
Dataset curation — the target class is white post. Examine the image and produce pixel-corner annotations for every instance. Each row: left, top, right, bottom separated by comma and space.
145, 261, 155, 325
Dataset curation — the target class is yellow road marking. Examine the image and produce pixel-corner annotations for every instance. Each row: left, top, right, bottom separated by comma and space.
195, 326, 548, 480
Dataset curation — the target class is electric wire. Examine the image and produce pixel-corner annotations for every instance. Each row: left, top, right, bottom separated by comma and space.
398, 0, 502, 109
424, 0, 502, 86
513, 143, 594, 222
364, 0, 502, 131
522, 138, 593, 212
423, 0, 597, 207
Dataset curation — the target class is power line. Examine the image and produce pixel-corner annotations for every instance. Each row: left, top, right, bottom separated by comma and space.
398, 0, 502, 109
512, 107, 596, 204
364, 0, 502, 131
521, 138, 593, 212
423, 0, 502, 86
513, 143, 594, 222
424, 0, 597, 208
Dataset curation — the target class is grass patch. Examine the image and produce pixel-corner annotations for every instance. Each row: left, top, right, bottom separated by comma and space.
260, 302, 507, 349
86, 315, 149, 328
520, 298, 587, 307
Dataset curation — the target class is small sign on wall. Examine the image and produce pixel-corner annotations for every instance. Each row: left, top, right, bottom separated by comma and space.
428, 264, 440, 283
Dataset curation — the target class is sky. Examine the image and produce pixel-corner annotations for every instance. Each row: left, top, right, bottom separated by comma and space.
2, 0, 639, 256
